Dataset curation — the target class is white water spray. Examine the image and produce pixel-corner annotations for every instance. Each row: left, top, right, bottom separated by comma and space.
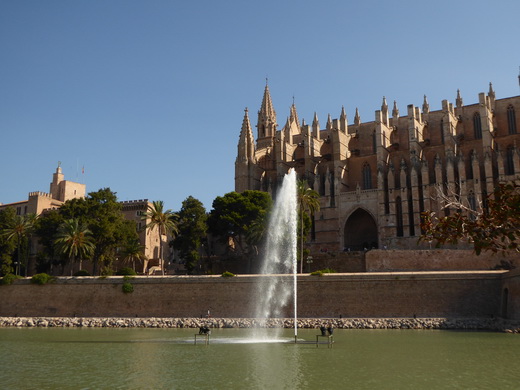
253, 170, 298, 339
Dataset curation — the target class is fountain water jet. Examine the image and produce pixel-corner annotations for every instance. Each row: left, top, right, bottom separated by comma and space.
253, 170, 298, 340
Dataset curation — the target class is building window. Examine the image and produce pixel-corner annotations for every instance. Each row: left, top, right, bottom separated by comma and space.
362, 163, 372, 190
505, 146, 515, 175
507, 105, 517, 135
468, 191, 477, 220
372, 131, 377, 153
467, 151, 474, 179
473, 112, 482, 140
396, 196, 403, 237
16, 207, 21, 215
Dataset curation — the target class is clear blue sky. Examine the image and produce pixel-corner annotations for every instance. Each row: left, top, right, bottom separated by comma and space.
1, 0, 519, 212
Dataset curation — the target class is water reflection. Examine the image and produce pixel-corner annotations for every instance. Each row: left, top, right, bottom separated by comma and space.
245, 338, 303, 389
1, 328, 520, 389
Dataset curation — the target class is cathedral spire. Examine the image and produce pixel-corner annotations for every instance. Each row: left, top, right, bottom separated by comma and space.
312, 112, 319, 127
241, 107, 252, 132
488, 82, 495, 99
339, 105, 348, 132
289, 100, 300, 128
340, 105, 347, 121
422, 95, 430, 114
456, 89, 463, 108
237, 107, 255, 162
354, 107, 361, 125
259, 83, 276, 120
392, 100, 399, 118
381, 97, 389, 125
257, 83, 277, 139
326, 113, 332, 130
381, 96, 388, 113
312, 111, 320, 139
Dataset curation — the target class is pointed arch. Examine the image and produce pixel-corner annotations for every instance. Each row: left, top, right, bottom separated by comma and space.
343, 208, 378, 251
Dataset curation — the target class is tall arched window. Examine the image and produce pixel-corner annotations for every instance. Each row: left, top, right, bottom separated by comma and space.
362, 163, 372, 190
396, 196, 403, 237
473, 112, 482, 140
468, 191, 477, 211
468, 191, 477, 220
467, 151, 474, 179
507, 105, 517, 135
505, 146, 515, 175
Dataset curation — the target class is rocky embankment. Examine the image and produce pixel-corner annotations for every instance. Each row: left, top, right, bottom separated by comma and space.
1, 316, 519, 333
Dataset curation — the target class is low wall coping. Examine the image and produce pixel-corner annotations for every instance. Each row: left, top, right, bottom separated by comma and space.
8, 270, 509, 286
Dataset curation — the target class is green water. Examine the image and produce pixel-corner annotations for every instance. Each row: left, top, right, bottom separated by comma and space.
0, 328, 519, 389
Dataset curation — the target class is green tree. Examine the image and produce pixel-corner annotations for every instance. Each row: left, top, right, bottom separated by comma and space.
174, 196, 207, 274
59, 188, 137, 275
120, 238, 147, 272
1, 212, 37, 276
420, 182, 520, 255
143, 200, 179, 275
54, 219, 95, 272
33, 209, 66, 274
0, 207, 17, 276
208, 190, 272, 258
297, 180, 320, 273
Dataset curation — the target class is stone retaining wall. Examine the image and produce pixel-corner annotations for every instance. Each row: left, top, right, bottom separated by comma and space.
365, 249, 520, 272
0, 271, 510, 319
1, 316, 519, 333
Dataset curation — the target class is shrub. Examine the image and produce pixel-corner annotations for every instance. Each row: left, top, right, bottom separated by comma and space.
1, 274, 22, 285
100, 267, 113, 276
310, 269, 336, 276
122, 282, 134, 294
116, 267, 137, 276
221, 271, 235, 278
321, 268, 336, 273
31, 273, 54, 285
74, 270, 91, 276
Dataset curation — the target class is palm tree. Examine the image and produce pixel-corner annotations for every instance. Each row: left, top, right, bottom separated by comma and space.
142, 200, 179, 275
1, 213, 37, 276
245, 212, 269, 272
121, 239, 147, 272
54, 219, 95, 272
297, 180, 320, 273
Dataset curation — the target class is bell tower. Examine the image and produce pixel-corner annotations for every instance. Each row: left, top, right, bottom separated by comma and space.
256, 82, 277, 149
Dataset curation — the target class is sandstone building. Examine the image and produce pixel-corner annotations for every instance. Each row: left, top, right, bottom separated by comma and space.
236, 84, 520, 252
0, 165, 164, 274
0, 163, 86, 216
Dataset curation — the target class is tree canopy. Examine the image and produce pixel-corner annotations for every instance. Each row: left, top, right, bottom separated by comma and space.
174, 196, 207, 273
208, 190, 272, 255
36, 188, 138, 275
420, 182, 520, 255
0, 207, 18, 276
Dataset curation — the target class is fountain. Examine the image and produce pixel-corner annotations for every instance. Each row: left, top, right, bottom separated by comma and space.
253, 170, 298, 340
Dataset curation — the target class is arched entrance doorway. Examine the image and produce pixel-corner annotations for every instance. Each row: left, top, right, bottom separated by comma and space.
344, 209, 378, 251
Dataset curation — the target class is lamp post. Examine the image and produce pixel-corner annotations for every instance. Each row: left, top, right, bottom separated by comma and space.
306, 256, 313, 273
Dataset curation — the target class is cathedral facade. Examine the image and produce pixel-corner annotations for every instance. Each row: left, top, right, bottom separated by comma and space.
235, 84, 520, 251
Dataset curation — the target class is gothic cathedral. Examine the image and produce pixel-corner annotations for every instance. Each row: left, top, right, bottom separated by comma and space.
236, 84, 520, 252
